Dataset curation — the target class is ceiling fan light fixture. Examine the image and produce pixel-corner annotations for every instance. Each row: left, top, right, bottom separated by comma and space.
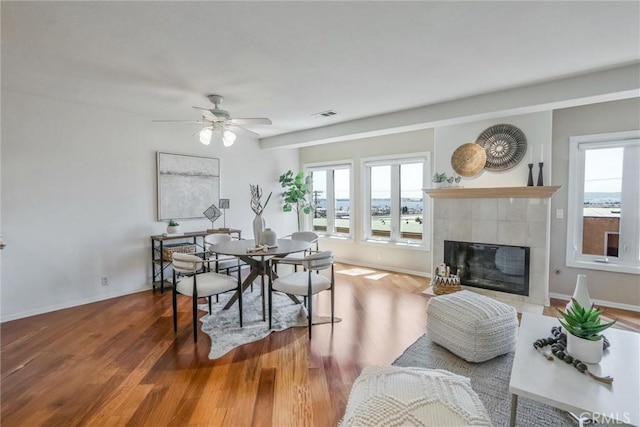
199, 127, 213, 145
222, 130, 236, 147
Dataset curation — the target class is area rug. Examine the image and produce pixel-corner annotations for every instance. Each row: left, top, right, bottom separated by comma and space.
393, 335, 576, 427
200, 289, 307, 359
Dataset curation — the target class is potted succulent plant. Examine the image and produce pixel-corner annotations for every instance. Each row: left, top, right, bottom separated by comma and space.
432, 172, 449, 188
557, 299, 616, 363
167, 220, 181, 234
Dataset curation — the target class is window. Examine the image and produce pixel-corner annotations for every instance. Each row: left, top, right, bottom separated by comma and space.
566, 131, 640, 274
306, 163, 353, 237
363, 154, 430, 247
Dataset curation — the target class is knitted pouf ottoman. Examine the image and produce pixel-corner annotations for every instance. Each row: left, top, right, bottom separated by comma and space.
340, 366, 492, 427
426, 290, 518, 363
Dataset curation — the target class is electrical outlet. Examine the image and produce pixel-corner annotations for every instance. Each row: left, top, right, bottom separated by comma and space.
101, 276, 109, 286
555, 209, 564, 219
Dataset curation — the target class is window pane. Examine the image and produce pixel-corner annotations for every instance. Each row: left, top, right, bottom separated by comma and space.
312, 170, 327, 232
582, 147, 622, 257
400, 162, 423, 240
334, 168, 350, 235
370, 165, 391, 238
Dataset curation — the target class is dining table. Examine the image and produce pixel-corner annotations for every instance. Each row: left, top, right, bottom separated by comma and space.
208, 238, 312, 319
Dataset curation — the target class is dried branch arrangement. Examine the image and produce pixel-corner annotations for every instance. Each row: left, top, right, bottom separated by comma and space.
250, 184, 272, 215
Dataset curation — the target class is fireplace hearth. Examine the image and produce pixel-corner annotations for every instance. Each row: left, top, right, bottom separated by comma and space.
444, 240, 530, 296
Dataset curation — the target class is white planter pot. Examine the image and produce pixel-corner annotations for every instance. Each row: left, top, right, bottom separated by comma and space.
167, 225, 181, 234
567, 333, 603, 364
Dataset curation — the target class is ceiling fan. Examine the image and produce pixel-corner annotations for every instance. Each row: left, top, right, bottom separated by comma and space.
154, 94, 272, 147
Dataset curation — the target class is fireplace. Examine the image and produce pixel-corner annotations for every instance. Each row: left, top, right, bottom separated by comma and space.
444, 240, 530, 296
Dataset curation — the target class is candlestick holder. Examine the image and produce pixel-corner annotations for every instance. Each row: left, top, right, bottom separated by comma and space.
537, 162, 544, 186
527, 163, 534, 186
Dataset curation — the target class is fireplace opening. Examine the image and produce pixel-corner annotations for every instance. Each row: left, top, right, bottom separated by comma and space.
444, 240, 530, 296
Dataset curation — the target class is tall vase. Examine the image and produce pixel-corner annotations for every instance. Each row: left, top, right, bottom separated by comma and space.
253, 214, 265, 245
566, 274, 592, 312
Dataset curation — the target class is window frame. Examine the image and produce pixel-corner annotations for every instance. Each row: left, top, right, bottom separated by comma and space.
361, 153, 430, 249
566, 130, 640, 275
304, 161, 354, 239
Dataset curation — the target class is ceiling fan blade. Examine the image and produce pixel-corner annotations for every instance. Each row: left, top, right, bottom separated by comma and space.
230, 118, 272, 125
228, 123, 260, 137
192, 106, 220, 121
152, 119, 204, 124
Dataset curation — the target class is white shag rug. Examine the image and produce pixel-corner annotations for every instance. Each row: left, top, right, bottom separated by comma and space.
199, 288, 307, 359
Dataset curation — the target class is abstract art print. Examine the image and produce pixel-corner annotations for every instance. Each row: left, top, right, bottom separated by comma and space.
157, 152, 220, 220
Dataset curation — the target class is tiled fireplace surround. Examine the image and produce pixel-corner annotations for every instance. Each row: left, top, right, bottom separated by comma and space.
432, 196, 551, 307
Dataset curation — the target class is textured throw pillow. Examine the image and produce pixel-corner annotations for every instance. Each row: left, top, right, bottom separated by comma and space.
340, 366, 492, 427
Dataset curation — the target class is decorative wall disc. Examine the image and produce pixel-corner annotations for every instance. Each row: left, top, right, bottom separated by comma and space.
451, 143, 487, 177
475, 124, 527, 172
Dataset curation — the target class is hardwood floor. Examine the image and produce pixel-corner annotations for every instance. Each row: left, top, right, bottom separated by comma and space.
1, 264, 638, 426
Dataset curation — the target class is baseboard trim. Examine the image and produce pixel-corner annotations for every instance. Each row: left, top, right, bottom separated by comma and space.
1, 286, 150, 323
333, 257, 431, 278
549, 292, 640, 313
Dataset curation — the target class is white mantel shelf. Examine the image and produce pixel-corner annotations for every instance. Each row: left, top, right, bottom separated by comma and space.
423, 186, 561, 199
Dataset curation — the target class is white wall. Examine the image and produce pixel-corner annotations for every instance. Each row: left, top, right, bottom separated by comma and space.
1, 91, 298, 321
299, 129, 434, 275
434, 111, 553, 187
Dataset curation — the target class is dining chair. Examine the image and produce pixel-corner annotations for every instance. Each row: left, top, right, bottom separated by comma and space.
204, 233, 244, 275
280, 231, 320, 271
172, 252, 243, 343
268, 251, 335, 339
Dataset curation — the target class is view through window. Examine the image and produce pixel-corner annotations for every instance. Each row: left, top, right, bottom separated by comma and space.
364, 155, 427, 244
309, 165, 352, 237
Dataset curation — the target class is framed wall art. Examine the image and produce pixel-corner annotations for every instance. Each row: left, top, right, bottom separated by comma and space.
157, 152, 220, 221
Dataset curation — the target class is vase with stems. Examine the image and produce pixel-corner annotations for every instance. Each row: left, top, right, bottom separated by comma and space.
250, 184, 272, 246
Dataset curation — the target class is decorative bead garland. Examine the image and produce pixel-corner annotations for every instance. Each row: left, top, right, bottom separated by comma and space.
532, 326, 613, 384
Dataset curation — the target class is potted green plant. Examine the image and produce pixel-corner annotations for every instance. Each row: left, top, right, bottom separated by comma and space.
557, 299, 616, 363
432, 172, 449, 188
278, 170, 314, 231
167, 220, 181, 234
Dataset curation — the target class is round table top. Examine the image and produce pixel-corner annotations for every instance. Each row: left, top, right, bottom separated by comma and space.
209, 239, 312, 258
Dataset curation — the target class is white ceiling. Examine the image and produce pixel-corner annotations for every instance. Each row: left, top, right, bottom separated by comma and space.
2, 1, 639, 140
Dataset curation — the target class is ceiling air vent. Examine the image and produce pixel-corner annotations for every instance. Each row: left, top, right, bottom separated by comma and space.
311, 110, 338, 119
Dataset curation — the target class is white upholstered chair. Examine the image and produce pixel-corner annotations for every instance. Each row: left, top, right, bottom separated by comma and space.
269, 251, 335, 339
172, 252, 242, 343
204, 233, 243, 275
281, 231, 320, 271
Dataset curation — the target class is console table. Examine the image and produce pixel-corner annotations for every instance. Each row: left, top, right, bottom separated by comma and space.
150, 229, 241, 293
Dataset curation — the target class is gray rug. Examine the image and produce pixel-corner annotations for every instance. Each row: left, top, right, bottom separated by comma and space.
200, 289, 307, 359
393, 334, 576, 427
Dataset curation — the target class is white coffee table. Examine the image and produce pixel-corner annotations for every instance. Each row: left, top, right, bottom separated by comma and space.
509, 313, 639, 426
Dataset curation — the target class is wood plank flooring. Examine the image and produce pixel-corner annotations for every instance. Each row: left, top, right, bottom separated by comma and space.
1, 263, 638, 426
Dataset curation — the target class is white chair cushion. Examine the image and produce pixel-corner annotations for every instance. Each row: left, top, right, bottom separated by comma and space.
272, 271, 331, 296
426, 290, 518, 363
176, 272, 237, 297
340, 366, 492, 427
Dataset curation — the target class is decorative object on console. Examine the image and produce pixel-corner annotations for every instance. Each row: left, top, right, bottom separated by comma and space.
219, 198, 230, 228
166, 220, 181, 234
451, 142, 487, 177
278, 170, 314, 231
537, 162, 544, 186
475, 124, 527, 172
203, 204, 222, 230
557, 299, 616, 364
250, 184, 272, 245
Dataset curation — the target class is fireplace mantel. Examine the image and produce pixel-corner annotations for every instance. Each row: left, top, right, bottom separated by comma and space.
423, 186, 561, 199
